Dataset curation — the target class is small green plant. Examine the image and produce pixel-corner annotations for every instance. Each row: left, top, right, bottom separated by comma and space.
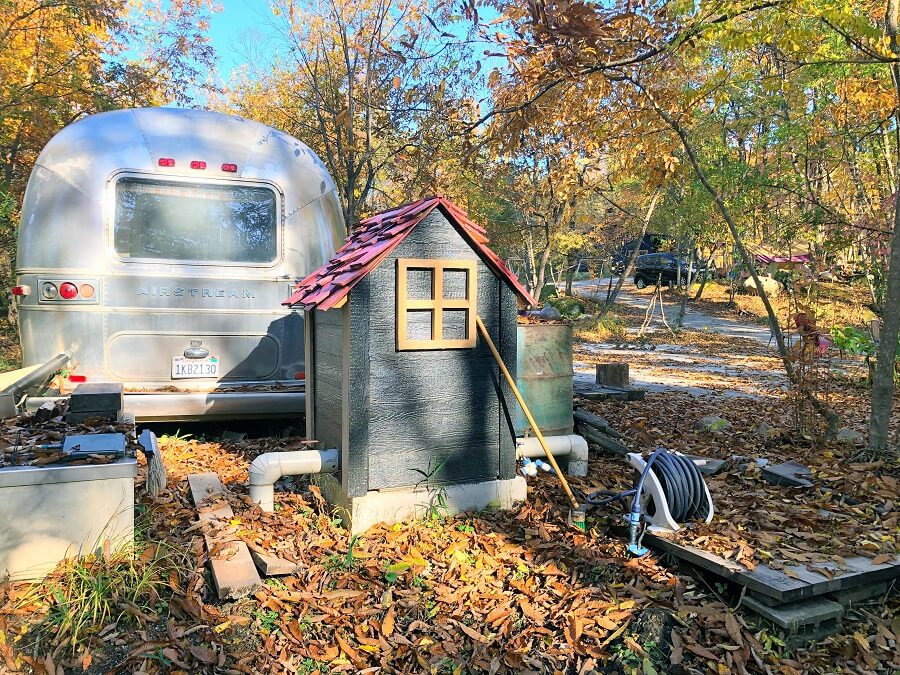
297, 657, 329, 674
412, 458, 450, 521
324, 535, 362, 572
456, 522, 475, 534
830, 324, 900, 383
296, 613, 313, 633
548, 295, 585, 317
18, 540, 186, 651
265, 577, 288, 591
254, 608, 281, 634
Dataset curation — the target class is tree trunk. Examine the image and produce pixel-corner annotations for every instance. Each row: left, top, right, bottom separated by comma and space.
598, 188, 662, 318
694, 250, 715, 300
565, 253, 577, 296
869, 0, 900, 453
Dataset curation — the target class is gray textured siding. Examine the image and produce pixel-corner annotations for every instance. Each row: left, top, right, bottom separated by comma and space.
348, 210, 517, 490
312, 307, 344, 452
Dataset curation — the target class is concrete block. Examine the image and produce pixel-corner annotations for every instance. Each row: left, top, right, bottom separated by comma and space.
187, 472, 261, 599
596, 363, 629, 388
314, 473, 527, 535
248, 548, 301, 576
66, 410, 118, 425
761, 461, 814, 489
68, 383, 123, 413
743, 594, 843, 632
828, 581, 888, 608
784, 620, 844, 649
687, 456, 729, 476
208, 539, 262, 599
0, 458, 136, 580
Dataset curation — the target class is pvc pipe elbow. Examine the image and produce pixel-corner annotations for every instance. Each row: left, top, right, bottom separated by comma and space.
248, 448, 339, 512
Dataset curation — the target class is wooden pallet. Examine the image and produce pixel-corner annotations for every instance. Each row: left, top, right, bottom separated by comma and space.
645, 532, 900, 604
645, 532, 898, 645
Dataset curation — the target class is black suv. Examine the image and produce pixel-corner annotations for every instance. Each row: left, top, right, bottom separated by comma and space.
633, 253, 694, 288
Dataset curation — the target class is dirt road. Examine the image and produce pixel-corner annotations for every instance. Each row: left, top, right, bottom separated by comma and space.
573, 279, 787, 398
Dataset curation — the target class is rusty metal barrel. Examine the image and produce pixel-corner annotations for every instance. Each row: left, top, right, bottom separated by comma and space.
514, 323, 574, 437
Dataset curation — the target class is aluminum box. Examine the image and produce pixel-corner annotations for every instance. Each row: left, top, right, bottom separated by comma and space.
0, 457, 136, 580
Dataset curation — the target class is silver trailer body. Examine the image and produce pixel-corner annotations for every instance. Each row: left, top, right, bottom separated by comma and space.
15, 107, 344, 420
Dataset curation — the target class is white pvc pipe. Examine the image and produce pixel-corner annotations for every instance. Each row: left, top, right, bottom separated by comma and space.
249, 448, 339, 512
516, 434, 589, 477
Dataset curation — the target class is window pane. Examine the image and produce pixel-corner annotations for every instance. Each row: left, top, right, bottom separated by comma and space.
442, 309, 468, 340
406, 310, 432, 340
114, 178, 277, 263
406, 268, 434, 300
443, 269, 469, 299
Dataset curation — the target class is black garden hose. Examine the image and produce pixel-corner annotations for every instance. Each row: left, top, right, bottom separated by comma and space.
646, 451, 710, 523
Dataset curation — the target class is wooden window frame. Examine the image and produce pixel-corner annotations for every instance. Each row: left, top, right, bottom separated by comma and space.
396, 258, 477, 350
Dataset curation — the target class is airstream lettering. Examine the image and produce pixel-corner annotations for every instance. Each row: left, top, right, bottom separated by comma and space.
14, 107, 345, 421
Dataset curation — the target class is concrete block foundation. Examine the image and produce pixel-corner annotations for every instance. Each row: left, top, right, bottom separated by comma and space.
314, 473, 528, 535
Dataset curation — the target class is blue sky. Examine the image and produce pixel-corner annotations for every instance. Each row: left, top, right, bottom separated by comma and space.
207, 0, 278, 83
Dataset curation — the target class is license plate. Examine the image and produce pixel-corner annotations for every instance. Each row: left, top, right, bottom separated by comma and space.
171, 356, 219, 379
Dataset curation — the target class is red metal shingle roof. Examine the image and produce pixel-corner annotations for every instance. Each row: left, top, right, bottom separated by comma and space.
283, 196, 534, 310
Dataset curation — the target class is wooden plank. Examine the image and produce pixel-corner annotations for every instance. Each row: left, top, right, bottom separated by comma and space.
579, 426, 631, 455
304, 309, 316, 440
645, 533, 808, 602
573, 409, 611, 433
187, 473, 261, 600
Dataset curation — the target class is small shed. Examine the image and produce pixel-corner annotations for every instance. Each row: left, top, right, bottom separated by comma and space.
284, 196, 534, 525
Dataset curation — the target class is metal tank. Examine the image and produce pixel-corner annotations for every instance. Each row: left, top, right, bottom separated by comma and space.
14, 107, 345, 420
514, 323, 574, 437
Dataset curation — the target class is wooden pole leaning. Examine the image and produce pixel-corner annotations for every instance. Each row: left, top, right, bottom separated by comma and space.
475, 315, 580, 510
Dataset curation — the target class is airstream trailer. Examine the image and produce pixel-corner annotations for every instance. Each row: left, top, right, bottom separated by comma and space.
14, 107, 344, 421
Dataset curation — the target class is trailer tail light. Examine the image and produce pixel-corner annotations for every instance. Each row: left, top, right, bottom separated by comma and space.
221, 163, 238, 173
158, 158, 175, 167
40, 282, 58, 299
38, 278, 99, 303
68, 374, 87, 383
11, 285, 30, 296
59, 282, 79, 300
190, 160, 206, 170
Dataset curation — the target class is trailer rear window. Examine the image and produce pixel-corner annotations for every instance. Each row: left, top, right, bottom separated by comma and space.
114, 178, 278, 263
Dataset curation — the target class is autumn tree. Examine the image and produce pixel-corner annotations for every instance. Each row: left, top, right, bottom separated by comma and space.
220, 0, 478, 226
0, 0, 216, 323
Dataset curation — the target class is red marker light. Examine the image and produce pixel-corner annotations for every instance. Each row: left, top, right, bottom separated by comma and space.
59, 282, 79, 300
294, 372, 305, 380
11, 285, 30, 296
158, 158, 175, 167
221, 163, 238, 173
68, 375, 87, 383
190, 160, 207, 170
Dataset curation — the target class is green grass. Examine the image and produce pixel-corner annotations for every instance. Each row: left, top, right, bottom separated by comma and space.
13, 530, 187, 651
574, 313, 629, 343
